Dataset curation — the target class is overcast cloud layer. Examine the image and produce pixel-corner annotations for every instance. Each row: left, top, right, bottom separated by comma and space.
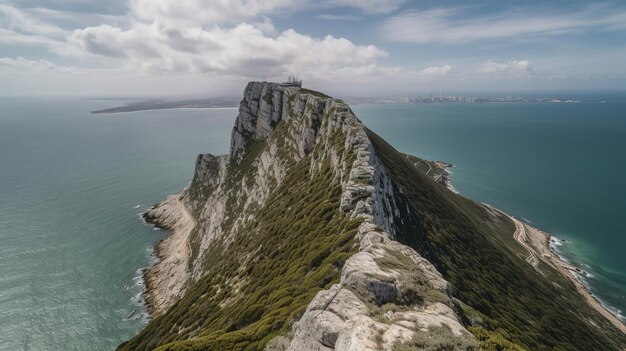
1, 0, 625, 96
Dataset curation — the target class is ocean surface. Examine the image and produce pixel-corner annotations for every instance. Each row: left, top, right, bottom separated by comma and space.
0, 99, 234, 351
0, 94, 624, 350
354, 96, 626, 322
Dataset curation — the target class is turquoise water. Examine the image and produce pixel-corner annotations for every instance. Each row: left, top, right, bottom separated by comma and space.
0, 99, 234, 350
354, 99, 626, 321
0, 96, 624, 350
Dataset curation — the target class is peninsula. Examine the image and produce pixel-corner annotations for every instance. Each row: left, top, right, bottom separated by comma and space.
119, 82, 625, 351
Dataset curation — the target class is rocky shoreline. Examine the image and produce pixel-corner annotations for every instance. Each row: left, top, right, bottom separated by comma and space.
141, 193, 195, 317
124, 82, 624, 350
492, 209, 626, 333
138, 156, 625, 336
525, 224, 626, 332
434, 164, 625, 332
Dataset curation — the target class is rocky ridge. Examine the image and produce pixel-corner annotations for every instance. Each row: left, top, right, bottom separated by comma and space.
142, 82, 476, 350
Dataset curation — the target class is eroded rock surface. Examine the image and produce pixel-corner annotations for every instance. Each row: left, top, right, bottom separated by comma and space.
144, 82, 475, 349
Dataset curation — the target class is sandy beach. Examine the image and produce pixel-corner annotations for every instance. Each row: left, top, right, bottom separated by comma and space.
502, 211, 626, 334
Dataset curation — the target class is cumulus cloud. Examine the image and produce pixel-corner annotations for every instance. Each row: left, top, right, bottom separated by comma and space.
420, 65, 452, 76
0, 0, 394, 85
58, 22, 387, 79
380, 5, 626, 44
128, 0, 304, 27
477, 60, 534, 77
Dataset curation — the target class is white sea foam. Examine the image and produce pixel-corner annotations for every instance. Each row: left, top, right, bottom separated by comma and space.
137, 212, 148, 225
123, 218, 161, 323
550, 237, 564, 247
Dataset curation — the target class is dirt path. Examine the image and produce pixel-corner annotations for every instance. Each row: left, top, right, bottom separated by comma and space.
510, 216, 540, 267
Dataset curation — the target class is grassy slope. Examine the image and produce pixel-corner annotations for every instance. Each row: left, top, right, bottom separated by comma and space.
118, 106, 361, 351
119, 157, 360, 351
367, 129, 626, 351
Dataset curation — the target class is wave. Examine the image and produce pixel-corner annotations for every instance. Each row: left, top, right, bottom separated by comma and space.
548, 234, 625, 322
124, 245, 158, 323
521, 217, 533, 224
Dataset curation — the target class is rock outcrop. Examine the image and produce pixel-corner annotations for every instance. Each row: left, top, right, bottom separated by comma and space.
141, 82, 475, 350
270, 92, 475, 351
142, 194, 195, 315
125, 81, 626, 351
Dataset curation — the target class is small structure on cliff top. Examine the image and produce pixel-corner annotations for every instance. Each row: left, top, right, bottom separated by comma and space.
284, 76, 302, 87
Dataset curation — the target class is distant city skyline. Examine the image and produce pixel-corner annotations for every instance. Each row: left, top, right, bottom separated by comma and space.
1, 0, 626, 96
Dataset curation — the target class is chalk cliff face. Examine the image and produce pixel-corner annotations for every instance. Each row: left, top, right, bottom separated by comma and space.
121, 82, 626, 351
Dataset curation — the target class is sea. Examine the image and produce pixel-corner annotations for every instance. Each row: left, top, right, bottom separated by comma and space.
0, 93, 624, 350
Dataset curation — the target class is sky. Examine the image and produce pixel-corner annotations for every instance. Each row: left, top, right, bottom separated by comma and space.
1, 0, 626, 96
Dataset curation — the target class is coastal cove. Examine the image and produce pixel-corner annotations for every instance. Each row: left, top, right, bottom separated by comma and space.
0, 94, 624, 350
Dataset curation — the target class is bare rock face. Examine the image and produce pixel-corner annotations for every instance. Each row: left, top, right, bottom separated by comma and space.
230, 82, 284, 161
283, 234, 472, 351
145, 81, 476, 349
255, 83, 474, 351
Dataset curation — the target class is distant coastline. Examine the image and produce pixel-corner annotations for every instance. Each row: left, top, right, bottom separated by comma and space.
343, 95, 607, 105
90, 94, 609, 114
91, 97, 240, 114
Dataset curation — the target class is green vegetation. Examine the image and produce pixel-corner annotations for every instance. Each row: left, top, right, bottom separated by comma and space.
119, 87, 625, 351
367, 129, 626, 351
374, 247, 448, 305
119, 96, 360, 351
393, 326, 479, 351
119, 156, 361, 351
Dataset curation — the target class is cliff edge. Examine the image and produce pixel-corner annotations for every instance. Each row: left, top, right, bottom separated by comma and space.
120, 82, 626, 351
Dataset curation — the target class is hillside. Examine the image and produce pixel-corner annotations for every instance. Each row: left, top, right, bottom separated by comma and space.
118, 82, 625, 351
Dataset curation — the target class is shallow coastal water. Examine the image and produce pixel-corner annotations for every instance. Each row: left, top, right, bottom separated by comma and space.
0, 94, 624, 350
0, 99, 233, 350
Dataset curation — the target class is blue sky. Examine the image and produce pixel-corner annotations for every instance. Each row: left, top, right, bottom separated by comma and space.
1, 0, 625, 96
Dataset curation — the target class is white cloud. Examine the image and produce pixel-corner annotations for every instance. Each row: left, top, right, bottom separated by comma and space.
57, 22, 387, 79
0, 56, 247, 96
0, 1, 409, 95
421, 65, 452, 76
316, 14, 361, 21
477, 60, 534, 77
325, 0, 407, 14
0, 4, 67, 37
6, 1, 623, 95
128, 0, 304, 27
380, 5, 626, 44
0, 56, 59, 71
0, 1, 390, 84
0, 27, 62, 47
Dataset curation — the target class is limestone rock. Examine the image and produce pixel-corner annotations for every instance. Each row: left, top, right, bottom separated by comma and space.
144, 81, 476, 349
